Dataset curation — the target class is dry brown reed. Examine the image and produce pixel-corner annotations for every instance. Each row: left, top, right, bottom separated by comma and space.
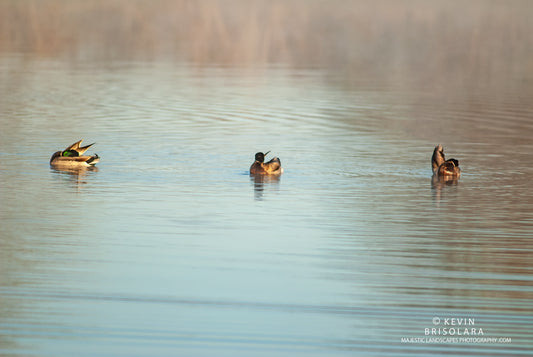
1, 0, 532, 83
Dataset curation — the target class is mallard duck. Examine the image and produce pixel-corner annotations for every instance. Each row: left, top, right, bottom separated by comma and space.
50, 140, 100, 167
249, 151, 283, 175
432, 144, 460, 178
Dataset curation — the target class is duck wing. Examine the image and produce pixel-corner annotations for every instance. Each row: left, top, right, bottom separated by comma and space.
266, 157, 282, 173
77, 142, 95, 155
64, 140, 83, 152
64, 140, 95, 155
432, 144, 446, 173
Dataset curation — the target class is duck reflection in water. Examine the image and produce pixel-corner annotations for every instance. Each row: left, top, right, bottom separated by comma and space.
51, 165, 98, 190
250, 172, 281, 200
250, 151, 283, 200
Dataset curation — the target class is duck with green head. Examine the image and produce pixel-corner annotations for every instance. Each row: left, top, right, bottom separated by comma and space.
50, 139, 100, 167
250, 151, 283, 175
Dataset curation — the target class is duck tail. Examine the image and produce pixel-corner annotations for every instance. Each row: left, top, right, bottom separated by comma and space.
86, 154, 100, 165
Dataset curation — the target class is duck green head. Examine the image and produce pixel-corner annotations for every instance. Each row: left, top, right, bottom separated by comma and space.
62, 150, 79, 157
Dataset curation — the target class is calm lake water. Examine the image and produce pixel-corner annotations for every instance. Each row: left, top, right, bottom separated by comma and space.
1, 55, 532, 356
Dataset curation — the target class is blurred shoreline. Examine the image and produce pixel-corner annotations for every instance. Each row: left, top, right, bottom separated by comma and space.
1, 0, 533, 86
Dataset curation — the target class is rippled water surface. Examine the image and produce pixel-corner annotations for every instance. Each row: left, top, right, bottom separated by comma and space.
1, 56, 532, 356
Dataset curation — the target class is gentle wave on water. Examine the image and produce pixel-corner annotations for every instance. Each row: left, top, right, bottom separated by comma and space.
0, 287, 531, 356
1, 57, 532, 356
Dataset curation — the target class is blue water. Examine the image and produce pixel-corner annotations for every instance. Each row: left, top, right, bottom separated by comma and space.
0, 57, 532, 356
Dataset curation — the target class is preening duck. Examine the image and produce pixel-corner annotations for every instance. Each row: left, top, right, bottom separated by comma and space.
432, 144, 460, 178
50, 139, 100, 167
249, 151, 283, 175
